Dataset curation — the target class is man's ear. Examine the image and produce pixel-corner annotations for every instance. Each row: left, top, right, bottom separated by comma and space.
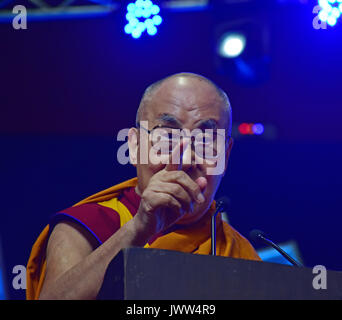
223, 137, 234, 177
128, 128, 138, 166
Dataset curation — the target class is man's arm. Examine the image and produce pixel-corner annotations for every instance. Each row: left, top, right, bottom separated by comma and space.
38, 216, 151, 300
39, 141, 204, 300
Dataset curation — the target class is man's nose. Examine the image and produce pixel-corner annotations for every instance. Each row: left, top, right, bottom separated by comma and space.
180, 138, 197, 170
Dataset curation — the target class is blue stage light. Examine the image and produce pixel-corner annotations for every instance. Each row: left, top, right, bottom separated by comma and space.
137, 22, 146, 32
132, 28, 142, 39
152, 15, 162, 26
126, 12, 135, 21
327, 15, 337, 25
252, 123, 264, 135
144, 0, 153, 8
136, 0, 144, 7
318, 10, 329, 21
142, 9, 152, 19
317, 0, 342, 26
127, 3, 135, 12
331, 7, 341, 17
124, 24, 134, 34
125, 1, 162, 39
135, 7, 143, 18
218, 33, 246, 58
151, 5, 160, 15
147, 25, 157, 36
144, 18, 154, 28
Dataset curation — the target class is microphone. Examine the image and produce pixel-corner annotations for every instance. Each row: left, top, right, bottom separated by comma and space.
211, 196, 230, 256
216, 196, 230, 212
249, 229, 302, 267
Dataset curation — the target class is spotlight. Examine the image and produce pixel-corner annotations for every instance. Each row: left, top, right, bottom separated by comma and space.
124, 0, 162, 39
233, 122, 277, 140
218, 33, 246, 58
317, 0, 342, 26
238, 123, 252, 135
214, 17, 271, 86
237, 123, 265, 136
252, 123, 264, 135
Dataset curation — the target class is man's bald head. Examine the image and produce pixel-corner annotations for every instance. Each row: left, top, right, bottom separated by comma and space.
136, 73, 232, 135
129, 72, 235, 223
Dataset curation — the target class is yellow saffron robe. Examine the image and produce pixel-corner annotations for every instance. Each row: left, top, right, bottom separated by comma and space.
26, 177, 260, 299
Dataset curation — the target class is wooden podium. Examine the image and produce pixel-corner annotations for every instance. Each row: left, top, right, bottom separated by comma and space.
97, 247, 342, 300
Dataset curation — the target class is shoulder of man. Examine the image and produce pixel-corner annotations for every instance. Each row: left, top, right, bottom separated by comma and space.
49, 187, 139, 247
49, 202, 120, 247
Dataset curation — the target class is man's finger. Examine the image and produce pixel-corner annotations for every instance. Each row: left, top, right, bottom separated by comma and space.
165, 139, 189, 171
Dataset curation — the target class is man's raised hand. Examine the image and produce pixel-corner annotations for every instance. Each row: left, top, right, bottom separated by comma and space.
134, 140, 206, 238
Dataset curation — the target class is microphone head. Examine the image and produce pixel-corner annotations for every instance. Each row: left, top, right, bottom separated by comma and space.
216, 196, 230, 212
249, 229, 266, 243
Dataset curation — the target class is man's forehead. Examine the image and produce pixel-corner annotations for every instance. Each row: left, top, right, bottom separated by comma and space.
155, 75, 222, 104
138, 73, 231, 131
154, 112, 220, 129
146, 94, 227, 127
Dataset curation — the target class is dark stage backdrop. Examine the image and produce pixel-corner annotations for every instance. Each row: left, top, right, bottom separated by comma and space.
1, 3, 342, 299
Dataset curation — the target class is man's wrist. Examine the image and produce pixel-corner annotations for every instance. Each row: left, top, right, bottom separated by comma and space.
128, 214, 155, 246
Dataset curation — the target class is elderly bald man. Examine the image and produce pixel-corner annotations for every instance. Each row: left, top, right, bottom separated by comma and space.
26, 73, 260, 300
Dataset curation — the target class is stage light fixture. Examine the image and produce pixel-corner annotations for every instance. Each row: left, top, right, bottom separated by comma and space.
317, 0, 342, 26
252, 123, 264, 135
232, 122, 277, 140
124, 0, 162, 39
214, 17, 271, 86
218, 33, 246, 58
237, 123, 264, 136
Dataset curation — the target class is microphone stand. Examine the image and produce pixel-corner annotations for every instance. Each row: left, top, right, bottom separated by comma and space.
258, 234, 302, 267
211, 201, 224, 256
